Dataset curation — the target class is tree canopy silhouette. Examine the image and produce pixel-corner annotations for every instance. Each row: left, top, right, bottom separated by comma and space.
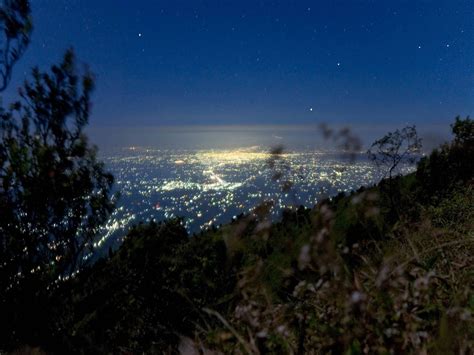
0, 0, 31, 92
367, 125, 422, 180
0, 49, 115, 292
416, 116, 473, 202
367, 125, 422, 213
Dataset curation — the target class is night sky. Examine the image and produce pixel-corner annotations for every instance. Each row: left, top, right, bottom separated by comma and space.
5, 0, 474, 127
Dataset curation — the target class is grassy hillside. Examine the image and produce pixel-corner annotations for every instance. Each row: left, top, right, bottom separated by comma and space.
8, 117, 474, 354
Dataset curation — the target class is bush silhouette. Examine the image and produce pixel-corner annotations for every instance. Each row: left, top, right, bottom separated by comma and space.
0, 50, 115, 348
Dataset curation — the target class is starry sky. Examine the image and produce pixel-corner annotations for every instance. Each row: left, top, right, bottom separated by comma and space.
5, 0, 474, 127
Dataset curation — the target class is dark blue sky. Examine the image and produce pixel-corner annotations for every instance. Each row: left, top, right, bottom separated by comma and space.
5, 0, 474, 126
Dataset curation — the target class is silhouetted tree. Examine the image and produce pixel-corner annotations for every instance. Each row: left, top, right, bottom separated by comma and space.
368, 125, 422, 180
0, 49, 115, 292
451, 115, 474, 145
416, 116, 473, 202
0, 0, 31, 92
368, 125, 422, 210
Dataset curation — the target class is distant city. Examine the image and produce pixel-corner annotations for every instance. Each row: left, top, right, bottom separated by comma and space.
92, 145, 415, 252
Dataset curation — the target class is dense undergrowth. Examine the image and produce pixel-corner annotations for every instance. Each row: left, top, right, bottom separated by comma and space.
5, 117, 474, 354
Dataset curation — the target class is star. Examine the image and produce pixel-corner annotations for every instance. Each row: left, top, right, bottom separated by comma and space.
138, 33, 142, 37
309, 107, 313, 112
418, 45, 422, 49
446, 43, 450, 48
337, 62, 341, 67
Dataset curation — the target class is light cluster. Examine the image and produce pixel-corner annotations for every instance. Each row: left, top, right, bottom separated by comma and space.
96, 146, 415, 251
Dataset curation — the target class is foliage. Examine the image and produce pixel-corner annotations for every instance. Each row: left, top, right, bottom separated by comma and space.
368, 125, 422, 180
0, 50, 115, 279
428, 185, 474, 233
0, 108, 472, 353
3, 1, 470, 353
0, 50, 115, 348
367, 125, 422, 215
319, 123, 363, 163
49, 123, 471, 353
45, 219, 234, 354
190, 120, 472, 353
416, 116, 474, 203
0, 0, 32, 92
452, 115, 474, 145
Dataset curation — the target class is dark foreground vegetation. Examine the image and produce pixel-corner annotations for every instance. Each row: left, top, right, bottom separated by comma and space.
2, 114, 473, 354
0, 1, 473, 353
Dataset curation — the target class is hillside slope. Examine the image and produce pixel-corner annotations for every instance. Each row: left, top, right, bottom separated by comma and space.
9, 117, 474, 354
